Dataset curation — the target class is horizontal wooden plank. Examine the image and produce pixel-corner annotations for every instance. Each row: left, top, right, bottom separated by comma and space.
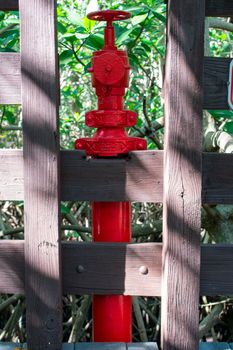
0, 0, 18, 11
0, 240, 24, 293
62, 242, 161, 296
0, 54, 231, 110
1, 150, 233, 203
0, 343, 158, 350
1, 241, 233, 296
0, 343, 230, 350
0, 150, 24, 200
206, 0, 233, 17
0, 53, 21, 105
203, 57, 231, 110
202, 153, 233, 204
2, 0, 233, 17
0, 343, 228, 350
200, 343, 231, 350
60, 150, 163, 202
0, 149, 163, 202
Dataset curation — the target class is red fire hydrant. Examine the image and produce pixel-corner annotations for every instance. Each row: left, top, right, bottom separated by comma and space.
75, 10, 147, 342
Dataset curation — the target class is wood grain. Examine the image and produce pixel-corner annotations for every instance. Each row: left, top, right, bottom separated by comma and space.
62, 242, 161, 296
0, 241, 233, 296
203, 57, 231, 110
0, 149, 23, 200
0, 54, 231, 110
206, 0, 233, 16
0, 342, 230, 350
0, 342, 159, 350
60, 150, 163, 202
3, 0, 233, 16
202, 153, 233, 204
1, 150, 233, 203
0, 53, 21, 104
0, 240, 24, 294
0, 0, 18, 10
162, 1, 204, 349
19, 0, 62, 349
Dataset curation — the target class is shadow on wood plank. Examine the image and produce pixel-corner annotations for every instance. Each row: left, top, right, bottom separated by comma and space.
199, 343, 231, 349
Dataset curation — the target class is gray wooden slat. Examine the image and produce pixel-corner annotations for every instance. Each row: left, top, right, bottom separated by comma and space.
1, 150, 233, 203
0, 342, 22, 349
200, 344, 231, 350
0, 53, 21, 105
60, 149, 163, 202
202, 153, 233, 204
62, 242, 161, 296
127, 343, 159, 350
0, 54, 231, 110
75, 344, 126, 350
62, 344, 74, 350
162, 1, 204, 350
203, 57, 231, 110
0, 241, 233, 296
200, 245, 233, 295
1, 343, 231, 350
0, 240, 24, 294
206, 0, 233, 17
0, 150, 23, 200
0, 0, 18, 10
19, 0, 62, 349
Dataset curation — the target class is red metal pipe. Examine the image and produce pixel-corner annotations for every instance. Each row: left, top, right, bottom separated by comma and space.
92, 202, 132, 342
75, 10, 147, 342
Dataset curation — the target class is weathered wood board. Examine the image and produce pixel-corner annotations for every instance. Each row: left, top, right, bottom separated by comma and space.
0, 342, 231, 350
0, 53, 231, 110
2, 0, 233, 17
1, 150, 233, 203
162, 1, 204, 350
0, 53, 21, 104
0, 241, 233, 296
0, 0, 18, 10
0, 343, 159, 350
19, 0, 62, 349
206, 0, 233, 16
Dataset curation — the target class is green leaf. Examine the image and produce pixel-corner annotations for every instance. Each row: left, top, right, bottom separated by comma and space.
68, 12, 84, 26
131, 13, 148, 26
150, 10, 166, 23
0, 29, 19, 39
0, 12, 5, 21
75, 32, 90, 40
224, 121, 233, 134
116, 27, 135, 46
5, 110, 16, 124
85, 34, 104, 50
59, 50, 73, 64
57, 21, 67, 34
209, 110, 233, 120
61, 203, 70, 215
83, 16, 96, 31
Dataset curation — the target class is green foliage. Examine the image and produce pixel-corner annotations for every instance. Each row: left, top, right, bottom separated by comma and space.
57, 0, 166, 149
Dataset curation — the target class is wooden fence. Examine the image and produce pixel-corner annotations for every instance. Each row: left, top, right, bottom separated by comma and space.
0, 0, 233, 349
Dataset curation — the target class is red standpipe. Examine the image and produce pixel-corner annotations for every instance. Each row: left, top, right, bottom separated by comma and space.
75, 10, 147, 342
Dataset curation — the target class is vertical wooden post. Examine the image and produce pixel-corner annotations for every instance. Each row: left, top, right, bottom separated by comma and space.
19, 0, 62, 349
162, 1, 205, 350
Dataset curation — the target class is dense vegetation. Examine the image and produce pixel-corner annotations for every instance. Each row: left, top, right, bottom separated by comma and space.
0, 0, 233, 345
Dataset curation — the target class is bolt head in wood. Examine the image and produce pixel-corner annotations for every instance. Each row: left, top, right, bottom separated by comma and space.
139, 265, 149, 275
76, 265, 85, 273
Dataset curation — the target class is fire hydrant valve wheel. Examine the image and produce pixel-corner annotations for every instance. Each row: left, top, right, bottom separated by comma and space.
87, 10, 131, 22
